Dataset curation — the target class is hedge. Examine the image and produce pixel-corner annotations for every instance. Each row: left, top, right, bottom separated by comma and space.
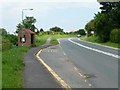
110, 29, 120, 43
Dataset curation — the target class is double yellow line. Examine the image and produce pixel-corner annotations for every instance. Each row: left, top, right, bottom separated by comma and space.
35, 49, 71, 90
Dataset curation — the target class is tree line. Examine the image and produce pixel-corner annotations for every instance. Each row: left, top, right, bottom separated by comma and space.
16, 16, 86, 35
85, 2, 120, 43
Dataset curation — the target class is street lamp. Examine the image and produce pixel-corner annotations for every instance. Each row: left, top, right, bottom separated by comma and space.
21, 8, 33, 46
22, 9, 33, 22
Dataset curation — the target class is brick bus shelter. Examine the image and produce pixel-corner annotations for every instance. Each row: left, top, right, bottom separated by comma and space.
18, 29, 35, 46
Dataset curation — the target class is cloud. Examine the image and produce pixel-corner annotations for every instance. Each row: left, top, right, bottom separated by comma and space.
0, 0, 100, 33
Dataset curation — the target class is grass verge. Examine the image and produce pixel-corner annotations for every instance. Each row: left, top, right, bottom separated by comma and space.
0, 50, 1, 89
36, 35, 50, 46
50, 34, 75, 45
0, 35, 2, 89
80, 36, 119, 48
2, 46, 30, 88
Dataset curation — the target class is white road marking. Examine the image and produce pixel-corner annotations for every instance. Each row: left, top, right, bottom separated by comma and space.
79, 73, 83, 77
89, 84, 92, 87
63, 52, 66, 55
57, 39, 61, 44
74, 67, 78, 71
68, 38, 120, 59
51, 50, 53, 52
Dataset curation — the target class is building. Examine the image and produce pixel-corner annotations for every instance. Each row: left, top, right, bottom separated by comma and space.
18, 29, 35, 46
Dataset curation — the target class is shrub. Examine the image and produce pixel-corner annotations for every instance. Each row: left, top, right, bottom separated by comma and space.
2, 36, 12, 51
4, 34, 18, 45
110, 29, 120, 43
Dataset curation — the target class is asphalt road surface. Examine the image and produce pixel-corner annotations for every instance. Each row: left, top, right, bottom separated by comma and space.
39, 38, 118, 88
24, 45, 62, 88
58, 38, 118, 88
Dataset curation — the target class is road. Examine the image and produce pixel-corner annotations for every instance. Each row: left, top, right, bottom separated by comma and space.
39, 38, 118, 88
58, 38, 118, 88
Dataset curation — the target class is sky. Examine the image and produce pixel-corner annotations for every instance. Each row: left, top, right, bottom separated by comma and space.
0, 0, 101, 34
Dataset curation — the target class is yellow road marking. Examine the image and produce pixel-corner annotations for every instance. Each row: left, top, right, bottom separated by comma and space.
35, 49, 71, 90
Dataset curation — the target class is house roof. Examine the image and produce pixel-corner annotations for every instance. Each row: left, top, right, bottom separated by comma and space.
22, 28, 35, 34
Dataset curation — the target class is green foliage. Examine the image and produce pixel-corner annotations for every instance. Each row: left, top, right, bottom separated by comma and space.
36, 35, 50, 46
86, 2, 120, 43
94, 13, 113, 42
40, 28, 44, 32
50, 34, 75, 45
16, 16, 37, 33
4, 34, 18, 45
80, 35, 101, 43
110, 2, 120, 28
2, 46, 29, 88
16, 23, 24, 33
85, 19, 95, 36
2, 36, 12, 51
80, 35, 119, 48
75, 29, 86, 35
50, 26, 63, 32
2, 34, 18, 51
0, 28, 7, 35
110, 29, 120, 43
100, 2, 115, 13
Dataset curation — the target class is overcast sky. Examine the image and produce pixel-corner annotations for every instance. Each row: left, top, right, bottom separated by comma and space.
0, 0, 101, 34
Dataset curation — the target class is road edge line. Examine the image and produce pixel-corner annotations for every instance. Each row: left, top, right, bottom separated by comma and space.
68, 38, 120, 59
35, 49, 71, 89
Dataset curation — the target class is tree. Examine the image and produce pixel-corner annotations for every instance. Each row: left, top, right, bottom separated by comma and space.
74, 29, 86, 35
99, 2, 120, 28
78, 29, 86, 35
0, 28, 7, 35
40, 28, 44, 32
16, 16, 37, 33
94, 13, 113, 42
93, 2, 120, 42
16, 23, 24, 33
50, 26, 63, 32
85, 19, 95, 36
110, 2, 120, 28
100, 2, 118, 13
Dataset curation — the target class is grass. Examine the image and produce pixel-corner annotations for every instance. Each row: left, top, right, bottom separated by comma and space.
80, 35, 119, 48
100, 42, 119, 48
0, 35, 2, 89
0, 50, 1, 90
36, 35, 50, 46
2, 46, 30, 88
50, 34, 75, 45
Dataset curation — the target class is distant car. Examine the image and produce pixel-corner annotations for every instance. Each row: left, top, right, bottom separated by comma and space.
77, 34, 81, 37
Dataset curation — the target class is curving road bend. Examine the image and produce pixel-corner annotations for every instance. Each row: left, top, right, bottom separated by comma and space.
58, 38, 118, 88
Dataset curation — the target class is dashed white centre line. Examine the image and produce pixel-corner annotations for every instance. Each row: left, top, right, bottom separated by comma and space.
68, 38, 120, 59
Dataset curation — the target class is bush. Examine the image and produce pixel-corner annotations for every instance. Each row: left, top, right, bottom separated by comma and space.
110, 29, 120, 43
2, 36, 12, 51
4, 34, 18, 45
94, 13, 113, 42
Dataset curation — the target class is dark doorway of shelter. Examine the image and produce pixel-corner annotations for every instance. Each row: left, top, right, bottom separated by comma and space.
31, 34, 34, 44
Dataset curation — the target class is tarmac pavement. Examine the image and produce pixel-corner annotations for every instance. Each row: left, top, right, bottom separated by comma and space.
24, 37, 62, 88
